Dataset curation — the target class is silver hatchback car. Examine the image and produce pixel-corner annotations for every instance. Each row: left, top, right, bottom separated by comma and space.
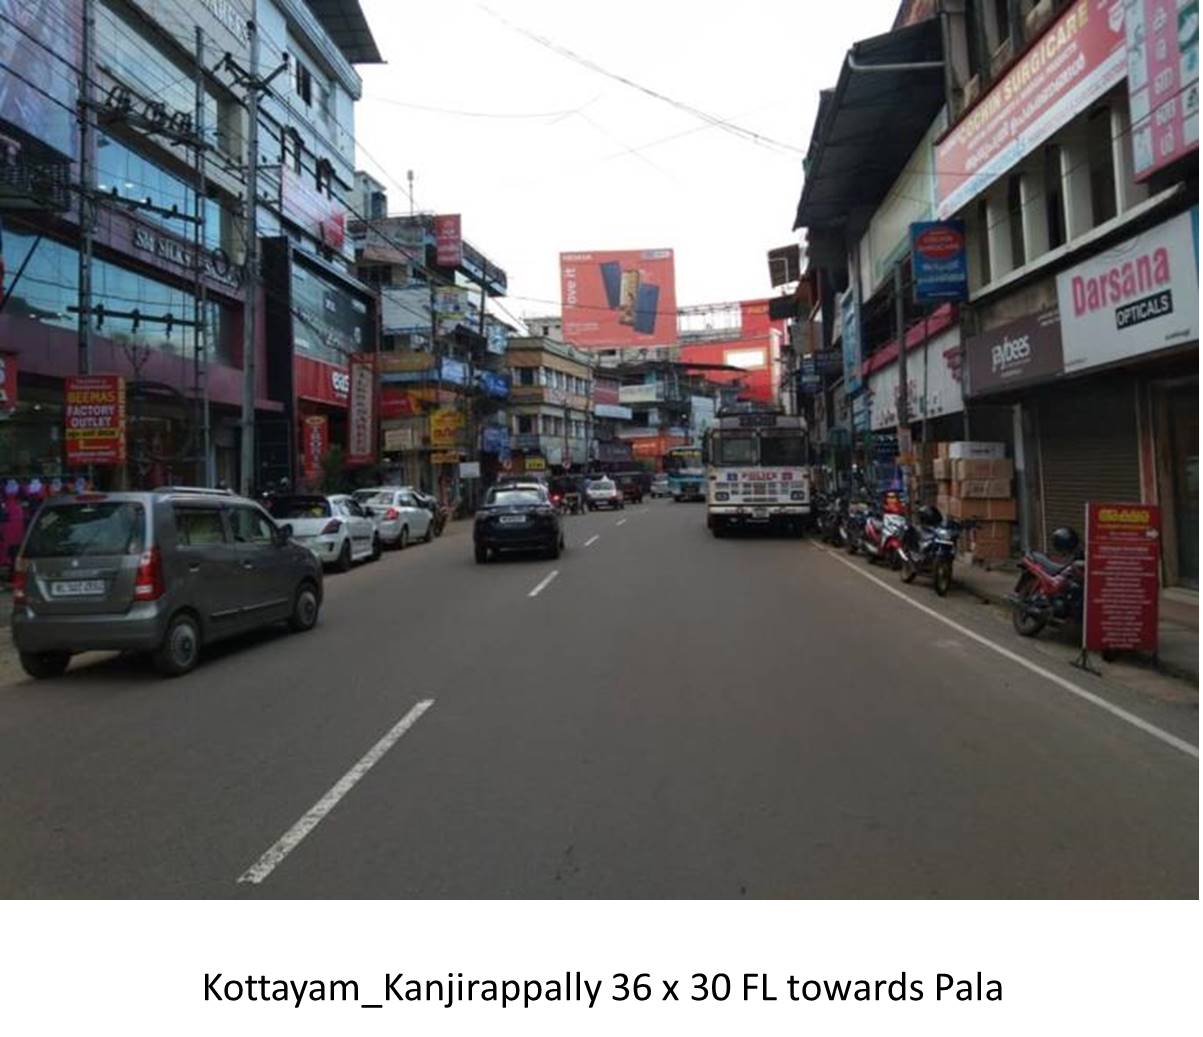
10, 487, 323, 678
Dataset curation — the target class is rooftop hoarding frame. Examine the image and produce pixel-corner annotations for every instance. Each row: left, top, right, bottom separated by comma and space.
559, 248, 678, 350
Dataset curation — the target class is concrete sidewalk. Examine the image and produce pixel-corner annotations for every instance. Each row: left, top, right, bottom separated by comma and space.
955, 556, 1199, 685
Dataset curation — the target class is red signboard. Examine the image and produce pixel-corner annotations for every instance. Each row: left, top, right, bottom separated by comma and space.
346, 352, 376, 466
560, 248, 678, 349
1126, 0, 1200, 181
302, 414, 328, 482
935, 0, 1127, 218
0, 353, 16, 414
435, 214, 462, 268
281, 166, 347, 252
293, 354, 349, 407
64, 375, 126, 465
1084, 501, 1161, 652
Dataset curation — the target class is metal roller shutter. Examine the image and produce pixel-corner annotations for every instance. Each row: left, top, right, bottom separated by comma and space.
1037, 380, 1140, 550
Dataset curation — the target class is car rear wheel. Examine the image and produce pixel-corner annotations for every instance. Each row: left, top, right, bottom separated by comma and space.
288, 582, 320, 632
370, 533, 382, 561
423, 520, 434, 543
475, 543, 489, 564
19, 650, 70, 680
153, 613, 201, 677
398, 526, 409, 550
548, 535, 563, 559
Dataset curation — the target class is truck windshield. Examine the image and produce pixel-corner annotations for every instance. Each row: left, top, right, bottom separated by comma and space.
716, 436, 756, 465
760, 436, 807, 466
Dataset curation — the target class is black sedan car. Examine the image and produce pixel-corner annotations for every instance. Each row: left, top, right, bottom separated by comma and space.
474, 485, 564, 563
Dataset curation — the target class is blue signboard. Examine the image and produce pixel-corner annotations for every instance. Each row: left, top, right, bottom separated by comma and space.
481, 425, 510, 453
478, 370, 510, 399
910, 220, 968, 303
840, 288, 863, 395
798, 356, 822, 394
440, 357, 469, 385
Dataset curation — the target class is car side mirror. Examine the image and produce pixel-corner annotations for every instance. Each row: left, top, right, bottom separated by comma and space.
275, 523, 293, 546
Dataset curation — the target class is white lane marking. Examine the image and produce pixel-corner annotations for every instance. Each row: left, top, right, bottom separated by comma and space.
584, 535, 600, 547
528, 570, 560, 598
616, 518, 627, 526
816, 546, 1199, 760
238, 699, 435, 884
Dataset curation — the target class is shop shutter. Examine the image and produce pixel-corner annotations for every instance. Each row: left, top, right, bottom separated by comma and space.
1037, 380, 1140, 549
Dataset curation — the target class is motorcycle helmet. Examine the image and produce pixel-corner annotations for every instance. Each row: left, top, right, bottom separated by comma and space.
1051, 527, 1080, 554
918, 504, 943, 527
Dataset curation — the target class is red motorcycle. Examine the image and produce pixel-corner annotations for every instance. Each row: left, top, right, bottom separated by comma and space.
1009, 527, 1084, 636
860, 491, 908, 570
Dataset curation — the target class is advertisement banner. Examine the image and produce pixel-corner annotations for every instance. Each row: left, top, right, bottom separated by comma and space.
799, 357, 823, 394
440, 357, 469, 386
380, 388, 421, 419
434, 285, 469, 337
379, 351, 436, 375
301, 415, 328, 481
380, 286, 432, 335
1056, 209, 1199, 374
559, 248, 678, 349
486, 322, 509, 355
382, 426, 416, 452
481, 425, 510, 453
293, 354, 350, 407
1084, 501, 1161, 652
0, 354, 17, 414
431, 451, 463, 465
478, 370, 510, 399
429, 407, 463, 448
346, 353, 375, 466
934, 0, 1127, 218
840, 287, 863, 395
64, 375, 126, 465
618, 383, 662, 404
435, 214, 462, 267
965, 309, 1065, 396
1126, 0, 1199, 181
910, 221, 969, 302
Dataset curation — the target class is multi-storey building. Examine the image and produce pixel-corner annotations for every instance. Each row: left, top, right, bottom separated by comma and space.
505, 337, 593, 476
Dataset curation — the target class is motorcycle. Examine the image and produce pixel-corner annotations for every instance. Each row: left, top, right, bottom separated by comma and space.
842, 498, 870, 554
859, 492, 908, 569
899, 506, 966, 596
813, 492, 843, 545
1008, 527, 1084, 637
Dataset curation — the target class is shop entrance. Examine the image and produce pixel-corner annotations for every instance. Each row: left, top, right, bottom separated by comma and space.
1167, 383, 1198, 588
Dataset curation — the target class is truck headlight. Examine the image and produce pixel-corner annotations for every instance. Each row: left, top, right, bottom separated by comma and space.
715, 492, 730, 501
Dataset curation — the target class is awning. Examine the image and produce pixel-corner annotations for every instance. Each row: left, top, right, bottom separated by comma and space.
306, 1, 384, 64
793, 18, 945, 231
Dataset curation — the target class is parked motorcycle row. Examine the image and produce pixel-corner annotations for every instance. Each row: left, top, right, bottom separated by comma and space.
813, 490, 1085, 640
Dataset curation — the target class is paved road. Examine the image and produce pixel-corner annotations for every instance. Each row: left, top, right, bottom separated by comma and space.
0, 501, 1196, 897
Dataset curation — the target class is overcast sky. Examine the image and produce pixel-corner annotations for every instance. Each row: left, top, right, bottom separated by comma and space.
355, 0, 899, 326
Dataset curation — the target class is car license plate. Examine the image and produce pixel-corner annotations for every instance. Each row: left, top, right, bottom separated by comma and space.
50, 579, 104, 597
753, 507, 769, 518
499, 515, 527, 525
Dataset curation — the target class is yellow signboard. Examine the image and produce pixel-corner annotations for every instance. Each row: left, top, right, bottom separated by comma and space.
431, 451, 463, 464
429, 407, 464, 447
524, 456, 547, 471
378, 351, 436, 373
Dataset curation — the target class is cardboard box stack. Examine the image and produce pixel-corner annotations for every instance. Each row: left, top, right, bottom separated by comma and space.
933, 442, 1015, 562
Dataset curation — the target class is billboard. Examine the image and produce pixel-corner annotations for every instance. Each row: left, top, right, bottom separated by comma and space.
1126, 0, 1199, 181
64, 375, 126, 465
435, 214, 462, 267
559, 249, 677, 349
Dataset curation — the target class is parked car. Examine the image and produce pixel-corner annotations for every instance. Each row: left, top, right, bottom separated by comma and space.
9, 487, 323, 678
268, 494, 380, 571
354, 487, 433, 548
474, 484, 563, 562
586, 477, 624, 511
650, 474, 671, 498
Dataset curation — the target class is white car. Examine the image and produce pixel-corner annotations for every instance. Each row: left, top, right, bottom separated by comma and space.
356, 487, 433, 548
269, 494, 380, 571
586, 478, 624, 511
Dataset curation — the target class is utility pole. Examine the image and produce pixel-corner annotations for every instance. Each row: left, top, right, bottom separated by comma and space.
76, 0, 95, 377
894, 262, 909, 504
407, 169, 414, 216
222, 20, 287, 496
193, 25, 213, 486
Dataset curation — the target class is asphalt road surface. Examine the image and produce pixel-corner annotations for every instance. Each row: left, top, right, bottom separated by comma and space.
0, 500, 1196, 897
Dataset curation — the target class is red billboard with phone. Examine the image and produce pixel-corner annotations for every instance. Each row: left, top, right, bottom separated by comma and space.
559, 248, 677, 349
1083, 502, 1161, 653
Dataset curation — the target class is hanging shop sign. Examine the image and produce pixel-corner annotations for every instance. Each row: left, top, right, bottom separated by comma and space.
523, 456, 547, 472
934, 0, 1127, 218
965, 309, 1065, 396
840, 287, 863, 395
477, 370, 510, 399
433, 285, 469, 337
382, 426, 416, 452
486, 322, 509, 355
481, 425, 510, 453
798, 357, 822, 394
64, 375, 126, 465
1055, 209, 1199, 374
909, 220, 968, 302
0, 354, 17, 415
429, 407, 464, 448
430, 451, 463, 465
435, 214, 462, 267
301, 414, 328, 481
1125, 0, 1200, 181
440, 357, 469, 386
1084, 501, 1161, 653
346, 353, 376, 466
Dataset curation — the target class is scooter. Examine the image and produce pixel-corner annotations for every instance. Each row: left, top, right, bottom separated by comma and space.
842, 498, 870, 554
899, 507, 966, 596
859, 493, 908, 569
1009, 529, 1085, 637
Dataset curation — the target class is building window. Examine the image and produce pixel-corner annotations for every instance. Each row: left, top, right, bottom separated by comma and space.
975, 197, 992, 285
517, 414, 534, 434
1007, 174, 1025, 269
283, 128, 303, 175
1043, 144, 1066, 249
315, 158, 334, 198
294, 59, 313, 106
1088, 106, 1117, 227
516, 367, 535, 386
